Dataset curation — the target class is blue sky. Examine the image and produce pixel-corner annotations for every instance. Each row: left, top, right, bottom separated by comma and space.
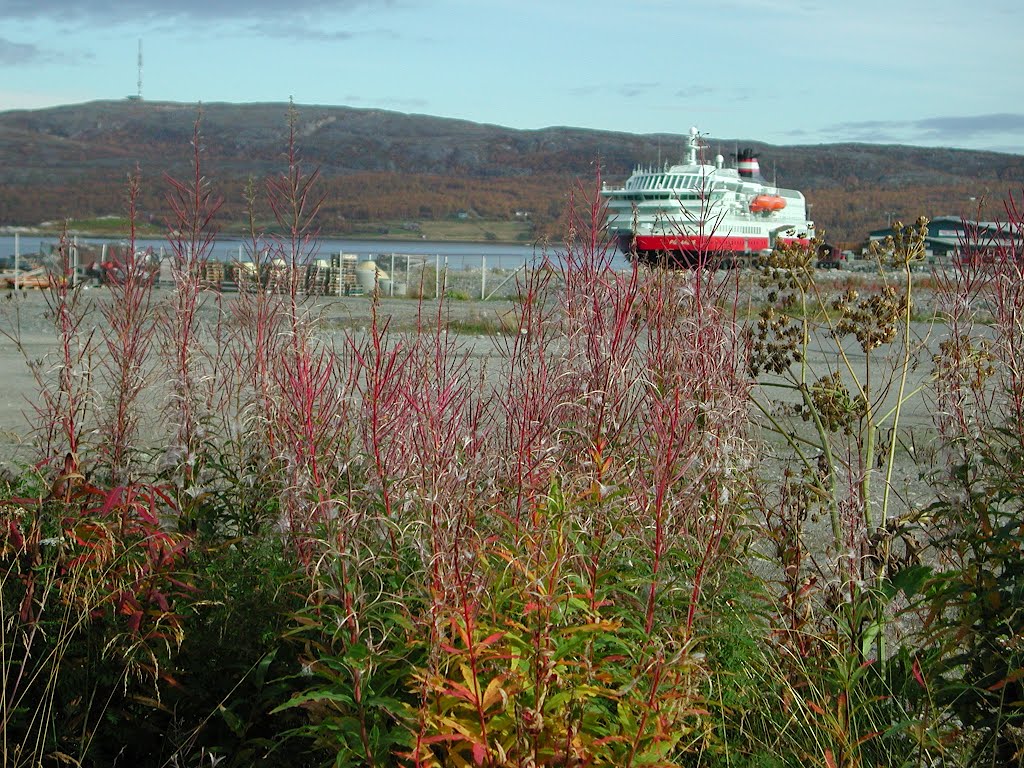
1, 0, 1022, 153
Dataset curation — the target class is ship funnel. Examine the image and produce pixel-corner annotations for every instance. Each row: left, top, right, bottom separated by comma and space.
735, 148, 761, 179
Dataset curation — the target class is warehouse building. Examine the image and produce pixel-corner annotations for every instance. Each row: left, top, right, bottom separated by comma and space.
867, 216, 1023, 264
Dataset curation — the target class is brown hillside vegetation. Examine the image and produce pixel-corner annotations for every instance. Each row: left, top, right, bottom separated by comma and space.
1, 100, 1022, 244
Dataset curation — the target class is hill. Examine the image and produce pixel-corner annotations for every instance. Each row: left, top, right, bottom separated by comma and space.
1, 100, 1022, 244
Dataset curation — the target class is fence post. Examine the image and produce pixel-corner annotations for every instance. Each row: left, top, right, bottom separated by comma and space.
481, 255, 486, 300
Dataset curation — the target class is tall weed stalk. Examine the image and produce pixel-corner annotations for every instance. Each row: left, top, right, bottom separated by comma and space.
161, 111, 223, 515
924, 195, 1024, 765
96, 168, 158, 484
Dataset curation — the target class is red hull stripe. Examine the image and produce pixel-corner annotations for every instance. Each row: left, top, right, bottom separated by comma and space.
634, 235, 772, 252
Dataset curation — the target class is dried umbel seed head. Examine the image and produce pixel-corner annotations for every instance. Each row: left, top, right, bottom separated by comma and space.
933, 337, 997, 395
800, 370, 866, 435
756, 242, 817, 293
833, 285, 908, 352
749, 304, 803, 376
776, 464, 830, 529
830, 288, 859, 317
870, 217, 930, 267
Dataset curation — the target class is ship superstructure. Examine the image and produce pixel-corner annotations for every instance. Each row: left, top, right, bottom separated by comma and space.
602, 127, 814, 266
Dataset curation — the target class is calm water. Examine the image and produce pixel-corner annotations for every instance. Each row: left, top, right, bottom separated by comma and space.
0, 233, 633, 272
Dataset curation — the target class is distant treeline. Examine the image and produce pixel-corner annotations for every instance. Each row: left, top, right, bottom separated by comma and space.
0, 167, 995, 247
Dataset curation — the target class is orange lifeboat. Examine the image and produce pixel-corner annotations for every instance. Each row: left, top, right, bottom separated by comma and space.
750, 195, 786, 213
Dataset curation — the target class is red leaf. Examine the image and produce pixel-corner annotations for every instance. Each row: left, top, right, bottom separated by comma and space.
987, 667, 1024, 692
419, 733, 467, 746
478, 631, 504, 649
472, 742, 486, 766
153, 590, 170, 612
127, 609, 143, 634
912, 656, 926, 688
7, 521, 24, 550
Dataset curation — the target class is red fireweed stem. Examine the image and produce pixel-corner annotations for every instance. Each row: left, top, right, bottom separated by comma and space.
35, 230, 94, 468
99, 167, 158, 485
454, 571, 491, 763
354, 304, 402, 541
498, 258, 565, 526
687, 481, 726, 634
162, 112, 222, 483
623, 660, 665, 768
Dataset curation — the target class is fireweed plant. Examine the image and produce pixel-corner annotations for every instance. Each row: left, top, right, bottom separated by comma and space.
921, 197, 1024, 766
0, 228, 97, 478
96, 167, 158, 485
159, 112, 224, 522
1, 218, 191, 764
6, 106, 1024, 765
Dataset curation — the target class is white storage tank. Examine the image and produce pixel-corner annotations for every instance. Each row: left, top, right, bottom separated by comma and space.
355, 260, 389, 293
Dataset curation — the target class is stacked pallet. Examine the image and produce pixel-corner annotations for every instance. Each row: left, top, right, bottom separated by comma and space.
306, 259, 335, 296
231, 261, 261, 293
332, 253, 361, 296
267, 259, 291, 295
200, 261, 225, 290
153, 254, 373, 297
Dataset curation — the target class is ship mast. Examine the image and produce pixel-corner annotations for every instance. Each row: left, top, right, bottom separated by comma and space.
685, 126, 699, 165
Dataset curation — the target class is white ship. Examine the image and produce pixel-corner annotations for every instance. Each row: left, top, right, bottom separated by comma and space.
602, 127, 815, 267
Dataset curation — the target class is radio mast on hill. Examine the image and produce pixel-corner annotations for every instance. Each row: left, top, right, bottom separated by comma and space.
137, 39, 143, 101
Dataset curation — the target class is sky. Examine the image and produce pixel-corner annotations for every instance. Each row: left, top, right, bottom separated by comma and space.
1, 0, 1023, 154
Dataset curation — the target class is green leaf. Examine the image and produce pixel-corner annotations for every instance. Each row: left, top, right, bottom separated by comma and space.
890, 564, 933, 598
272, 689, 355, 713
346, 642, 370, 662
218, 704, 246, 737
253, 647, 278, 689
860, 620, 885, 662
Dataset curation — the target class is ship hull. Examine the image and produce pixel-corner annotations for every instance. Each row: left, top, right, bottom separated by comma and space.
601, 127, 815, 269
616, 232, 811, 268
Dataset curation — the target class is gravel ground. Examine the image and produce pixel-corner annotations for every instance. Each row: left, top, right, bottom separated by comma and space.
0, 287, 518, 469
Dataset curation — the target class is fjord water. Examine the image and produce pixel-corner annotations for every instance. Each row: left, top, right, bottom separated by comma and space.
0, 235, 580, 273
